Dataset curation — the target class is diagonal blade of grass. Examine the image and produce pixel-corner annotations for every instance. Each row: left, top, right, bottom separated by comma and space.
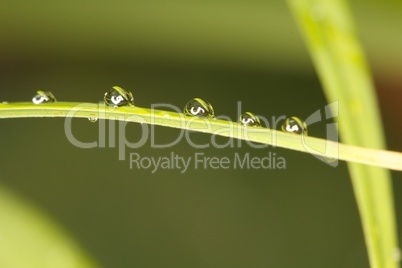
1, 102, 402, 171
286, 0, 399, 267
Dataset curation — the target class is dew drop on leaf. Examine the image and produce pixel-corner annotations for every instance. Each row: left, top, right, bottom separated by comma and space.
281, 116, 307, 135
32, 90, 57, 104
104, 86, 134, 107
183, 98, 214, 118
238, 112, 261, 127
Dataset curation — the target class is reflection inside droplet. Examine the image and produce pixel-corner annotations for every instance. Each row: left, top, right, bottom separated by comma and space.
88, 117, 98, 123
281, 116, 307, 135
238, 112, 261, 127
104, 86, 134, 107
183, 98, 214, 118
32, 90, 57, 104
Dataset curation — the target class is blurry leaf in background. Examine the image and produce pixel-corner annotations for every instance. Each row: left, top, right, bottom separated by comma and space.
0, 0, 400, 74
0, 0, 401, 267
0, 186, 97, 268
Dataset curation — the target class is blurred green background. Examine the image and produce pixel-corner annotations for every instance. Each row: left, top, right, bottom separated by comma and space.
0, 0, 401, 267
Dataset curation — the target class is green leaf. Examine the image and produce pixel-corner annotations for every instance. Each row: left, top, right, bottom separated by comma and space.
286, 0, 399, 267
0, 186, 97, 268
0, 102, 402, 171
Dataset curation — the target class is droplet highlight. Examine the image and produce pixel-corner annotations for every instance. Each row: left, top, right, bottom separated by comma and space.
238, 112, 261, 127
183, 98, 214, 118
32, 90, 56, 104
281, 116, 307, 135
88, 117, 98, 123
104, 86, 134, 107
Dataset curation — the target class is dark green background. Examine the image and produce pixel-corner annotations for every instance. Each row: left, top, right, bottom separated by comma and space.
1, 1, 401, 267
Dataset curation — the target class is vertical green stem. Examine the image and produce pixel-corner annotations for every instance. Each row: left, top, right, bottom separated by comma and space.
286, 0, 399, 267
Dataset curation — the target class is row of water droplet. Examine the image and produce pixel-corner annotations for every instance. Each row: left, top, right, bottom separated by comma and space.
24, 86, 308, 135
182, 97, 307, 135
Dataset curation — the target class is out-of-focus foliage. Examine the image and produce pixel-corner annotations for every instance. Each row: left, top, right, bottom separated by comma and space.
0, 1, 401, 267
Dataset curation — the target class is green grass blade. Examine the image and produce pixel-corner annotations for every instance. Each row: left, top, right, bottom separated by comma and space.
286, 0, 399, 267
1, 102, 402, 171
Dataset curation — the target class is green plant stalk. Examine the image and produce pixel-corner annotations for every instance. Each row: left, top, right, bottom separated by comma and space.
1, 102, 402, 172
287, 0, 399, 267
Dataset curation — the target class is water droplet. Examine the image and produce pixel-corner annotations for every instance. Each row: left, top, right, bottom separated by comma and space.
104, 86, 134, 107
183, 98, 214, 118
32, 90, 56, 104
317, 155, 338, 166
88, 117, 98, 123
281, 116, 307, 135
238, 112, 261, 127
